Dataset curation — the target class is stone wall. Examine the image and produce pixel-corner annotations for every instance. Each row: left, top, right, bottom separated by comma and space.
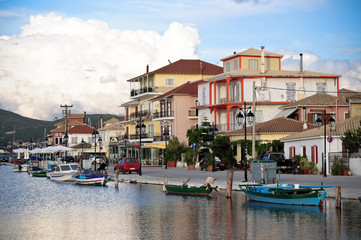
350, 157, 361, 176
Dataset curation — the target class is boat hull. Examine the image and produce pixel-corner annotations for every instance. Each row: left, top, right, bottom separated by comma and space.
49, 173, 74, 182
241, 186, 327, 207
72, 176, 107, 186
165, 185, 213, 196
31, 171, 47, 177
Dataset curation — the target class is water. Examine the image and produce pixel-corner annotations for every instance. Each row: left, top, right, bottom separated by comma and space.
0, 165, 360, 240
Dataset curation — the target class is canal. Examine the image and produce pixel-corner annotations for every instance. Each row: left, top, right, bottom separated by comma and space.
0, 165, 360, 240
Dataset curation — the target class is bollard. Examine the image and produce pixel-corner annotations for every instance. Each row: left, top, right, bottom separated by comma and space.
226, 170, 233, 198
27, 166, 30, 175
115, 170, 119, 188
163, 175, 168, 192
336, 186, 341, 208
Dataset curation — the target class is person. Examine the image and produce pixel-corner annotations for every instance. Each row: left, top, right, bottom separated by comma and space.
97, 161, 107, 173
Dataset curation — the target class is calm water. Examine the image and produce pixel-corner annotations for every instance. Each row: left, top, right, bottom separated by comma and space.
0, 165, 360, 240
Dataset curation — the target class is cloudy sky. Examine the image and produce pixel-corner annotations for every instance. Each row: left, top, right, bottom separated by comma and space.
0, 0, 360, 120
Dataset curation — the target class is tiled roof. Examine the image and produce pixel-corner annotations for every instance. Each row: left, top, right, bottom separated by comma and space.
150, 80, 200, 101
98, 122, 125, 131
104, 117, 119, 125
280, 93, 348, 109
127, 59, 223, 82
339, 88, 361, 100
221, 47, 283, 60
224, 117, 316, 136
68, 125, 94, 134
281, 115, 361, 141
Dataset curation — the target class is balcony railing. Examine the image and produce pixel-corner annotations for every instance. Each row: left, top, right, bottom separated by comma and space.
188, 109, 198, 117
129, 133, 148, 140
153, 111, 174, 118
129, 110, 150, 120
130, 87, 155, 96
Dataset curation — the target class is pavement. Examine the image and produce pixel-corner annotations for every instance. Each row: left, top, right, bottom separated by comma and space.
106, 164, 361, 200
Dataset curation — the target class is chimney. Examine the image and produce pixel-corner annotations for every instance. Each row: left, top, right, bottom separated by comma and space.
300, 53, 303, 73
100, 117, 103, 128
146, 64, 149, 74
233, 51, 236, 55
261, 46, 265, 74
303, 107, 308, 130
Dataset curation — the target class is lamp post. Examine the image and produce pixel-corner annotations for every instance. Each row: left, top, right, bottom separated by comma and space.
136, 122, 146, 176
80, 138, 85, 169
163, 128, 170, 169
92, 130, 102, 171
315, 111, 335, 177
208, 123, 218, 172
236, 101, 254, 182
123, 134, 128, 157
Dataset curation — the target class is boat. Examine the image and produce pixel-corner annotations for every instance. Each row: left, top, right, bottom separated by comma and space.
164, 178, 217, 197
13, 164, 30, 172
72, 169, 107, 186
240, 184, 334, 207
31, 170, 47, 177
47, 163, 79, 182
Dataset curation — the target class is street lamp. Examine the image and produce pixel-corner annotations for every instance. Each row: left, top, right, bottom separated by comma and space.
136, 122, 146, 176
163, 127, 170, 169
236, 101, 254, 182
123, 134, 128, 157
315, 111, 335, 177
92, 130, 102, 171
80, 138, 85, 169
208, 123, 218, 172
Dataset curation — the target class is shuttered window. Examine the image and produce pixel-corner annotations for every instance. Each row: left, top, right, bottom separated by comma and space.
311, 145, 318, 164
289, 146, 295, 159
286, 82, 296, 102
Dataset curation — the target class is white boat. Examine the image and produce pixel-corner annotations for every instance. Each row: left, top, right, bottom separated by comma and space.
47, 163, 79, 182
72, 172, 107, 186
13, 164, 30, 172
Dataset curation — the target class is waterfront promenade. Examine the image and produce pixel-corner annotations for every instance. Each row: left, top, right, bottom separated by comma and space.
106, 165, 361, 200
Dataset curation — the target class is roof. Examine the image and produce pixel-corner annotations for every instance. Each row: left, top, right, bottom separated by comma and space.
150, 80, 200, 101
281, 115, 361, 141
224, 117, 316, 136
221, 47, 283, 61
280, 93, 348, 109
120, 100, 139, 107
68, 125, 94, 134
127, 59, 223, 82
339, 88, 361, 101
98, 122, 125, 131
104, 117, 119, 125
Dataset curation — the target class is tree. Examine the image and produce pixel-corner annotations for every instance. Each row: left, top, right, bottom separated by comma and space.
165, 137, 186, 162
341, 124, 361, 154
214, 135, 236, 165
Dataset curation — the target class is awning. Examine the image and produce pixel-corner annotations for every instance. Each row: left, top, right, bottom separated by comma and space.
274, 107, 298, 119
144, 142, 166, 149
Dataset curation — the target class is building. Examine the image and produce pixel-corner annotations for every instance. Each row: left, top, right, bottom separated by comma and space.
281, 115, 361, 175
195, 47, 341, 132
118, 59, 223, 165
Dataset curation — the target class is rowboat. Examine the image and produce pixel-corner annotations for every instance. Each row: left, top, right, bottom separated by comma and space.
240, 184, 333, 207
31, 170, 47, 177
72, 169, 107, 186
164, 177, 217, 197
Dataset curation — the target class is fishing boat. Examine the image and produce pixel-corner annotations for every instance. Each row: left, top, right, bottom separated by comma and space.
47, 163, 79, 182
164, 177, 217, 197
72, 169, 107, 186
240, 184, 333, 207
31, 169, 47, 177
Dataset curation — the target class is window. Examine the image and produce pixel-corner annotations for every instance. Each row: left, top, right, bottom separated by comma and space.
201, 87, 206, 105
311, 145, 318, 164
250, 60, 258, 70
165, 78, 174, 86
289, 146, 295, 159
286, 82, 296, 102
225, 62, 230, 72
316, 82, 326, 93
301, 146, 306, 156
233, 59, 239, 71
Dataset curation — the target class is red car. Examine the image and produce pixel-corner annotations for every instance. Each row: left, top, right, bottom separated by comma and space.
114, 157, 140, 174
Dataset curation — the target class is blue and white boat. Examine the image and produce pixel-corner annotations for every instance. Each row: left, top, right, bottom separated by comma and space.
240, 184, 334, 207
72, 169, 107, 186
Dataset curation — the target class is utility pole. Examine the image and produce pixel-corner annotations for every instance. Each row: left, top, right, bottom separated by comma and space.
60, 104, 73, 148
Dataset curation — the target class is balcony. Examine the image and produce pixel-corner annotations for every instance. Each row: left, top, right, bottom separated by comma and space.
129, 110, 151, 120
188, 109, 198, 119
153, 111, 174, 120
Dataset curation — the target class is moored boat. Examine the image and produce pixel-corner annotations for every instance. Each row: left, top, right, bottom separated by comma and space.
240, 184, 333, 207
47, 163, 79, 182
31, 169, 47, 177
72, 169, 107, 186
165, 177, 217, 197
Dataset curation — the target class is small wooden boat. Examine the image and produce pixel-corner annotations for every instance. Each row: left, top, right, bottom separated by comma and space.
31, 170, 47, 177
240, 184, 333, 207
72, 169, 107, 186
165, 178, 217, 197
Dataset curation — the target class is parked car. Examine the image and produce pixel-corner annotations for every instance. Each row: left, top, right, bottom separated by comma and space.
261, 152, 293, 173
114, 157, 140, 174
61, 156, 75, 163
199, 156, 225, 171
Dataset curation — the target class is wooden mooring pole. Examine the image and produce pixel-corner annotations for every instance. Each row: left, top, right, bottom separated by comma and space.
115, 170, 119, 188
226, 170, 233, 198
163, 175, 168, 192
336, 186, 341, 209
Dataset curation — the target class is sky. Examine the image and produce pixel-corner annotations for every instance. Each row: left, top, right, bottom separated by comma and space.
0, 0, 360, 120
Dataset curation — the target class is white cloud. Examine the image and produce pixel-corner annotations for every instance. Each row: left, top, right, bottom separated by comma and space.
278, 49, 361, 92
0, 13, 200, 120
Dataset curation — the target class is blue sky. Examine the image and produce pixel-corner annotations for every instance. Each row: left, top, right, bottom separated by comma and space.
0, 0, 361, 119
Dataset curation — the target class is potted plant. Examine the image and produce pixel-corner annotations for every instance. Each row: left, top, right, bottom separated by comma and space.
184, 148, 195, 170
204, 151, 213, 172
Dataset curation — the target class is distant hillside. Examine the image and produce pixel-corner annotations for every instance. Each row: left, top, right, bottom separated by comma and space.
0, 109, 119, 148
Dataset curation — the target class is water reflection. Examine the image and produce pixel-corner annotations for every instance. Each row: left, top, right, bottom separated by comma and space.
1, 165, 361, 240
